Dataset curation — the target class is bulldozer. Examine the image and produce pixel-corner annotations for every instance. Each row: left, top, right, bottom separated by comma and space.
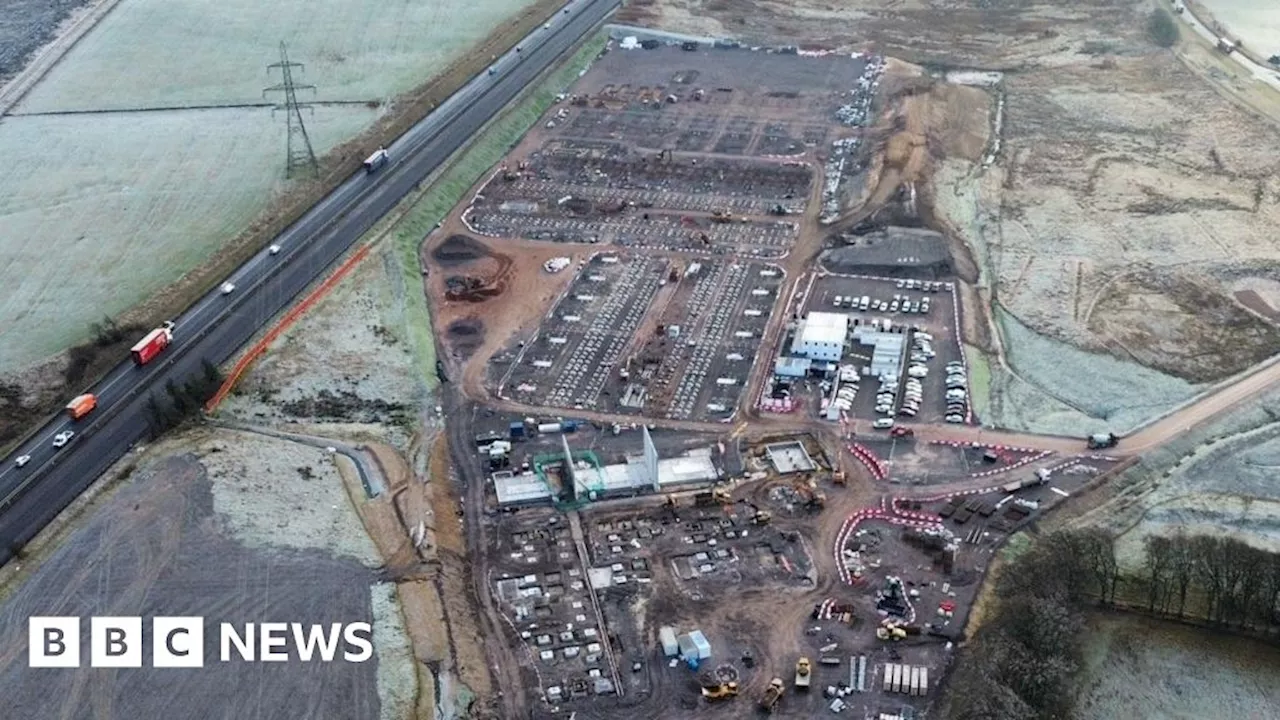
759, 678, 785, 712
701, 681, 739, 701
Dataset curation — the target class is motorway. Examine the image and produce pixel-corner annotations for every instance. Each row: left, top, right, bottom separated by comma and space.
0, 0, 619, 562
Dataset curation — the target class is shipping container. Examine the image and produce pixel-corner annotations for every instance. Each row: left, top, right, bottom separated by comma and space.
882, 663, 894, 693
537, 422, 562, 434
509, 421, 526, 439
659, 626, 678, 657
919, 667, 928, 695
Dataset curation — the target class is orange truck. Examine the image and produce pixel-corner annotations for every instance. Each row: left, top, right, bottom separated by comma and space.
65, 393, 97, 420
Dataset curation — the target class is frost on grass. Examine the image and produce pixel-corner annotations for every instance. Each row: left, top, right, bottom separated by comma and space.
17, 0, 541, 113
991, 307, 1199, 433
1111, 424, 1280, 566
221, 247, 425, 434
371, 582, 415, 720
1074, 613, 1280, 720
0, 106, 375, 372
1073, 385, 1280, 569
197, 430, 381, 566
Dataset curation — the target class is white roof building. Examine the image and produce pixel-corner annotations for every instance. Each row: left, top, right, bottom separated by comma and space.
791, 312, 849, 362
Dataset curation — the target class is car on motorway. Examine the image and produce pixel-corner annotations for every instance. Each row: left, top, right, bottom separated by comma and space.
544, 22, 550, 29
269, 244, 281, 255
15, 454, 31, 468
488, 67, 497, 76
220, 282, 236, 295
53, 431, 74, 448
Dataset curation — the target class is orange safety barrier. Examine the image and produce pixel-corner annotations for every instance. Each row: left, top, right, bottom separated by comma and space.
205, 244, 373, 412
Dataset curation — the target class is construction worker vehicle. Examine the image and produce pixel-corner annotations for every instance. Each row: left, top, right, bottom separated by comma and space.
794, 657, 812, 689
701, 682, 739, 701
759, 678, 785, 712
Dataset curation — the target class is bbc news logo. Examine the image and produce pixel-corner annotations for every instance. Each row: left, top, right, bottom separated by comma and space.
29, 617, 373, 668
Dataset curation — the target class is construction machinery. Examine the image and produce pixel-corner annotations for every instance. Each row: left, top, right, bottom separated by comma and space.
792, 477, 827, 511
876, 624, 907, 641
759, 678, 785, 712
831, 470, 846, 486
739, 500, 772, 525
794, 657, 812, 689
693, 488, 732, 507
877, 619, 921, 641
701, 682, 739, 701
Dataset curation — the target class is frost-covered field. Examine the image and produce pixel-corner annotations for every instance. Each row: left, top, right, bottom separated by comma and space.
1071, 383, 1280, 571
0, 106, 375, 370
985, 309, 1201, 435
1075, 612, 1280, 720
0, 0, 538, 372
15, 0, 538, 113
220, 245, 426, 437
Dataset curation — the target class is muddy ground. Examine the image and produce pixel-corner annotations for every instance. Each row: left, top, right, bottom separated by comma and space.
621, 0, 1280, 424
0, 430, 397, 720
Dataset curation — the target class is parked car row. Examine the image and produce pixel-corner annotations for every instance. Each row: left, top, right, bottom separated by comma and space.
896, 279, 952, 293
827, 364, 861, 413
944, 360, 968, 423
832, 293, 931, 315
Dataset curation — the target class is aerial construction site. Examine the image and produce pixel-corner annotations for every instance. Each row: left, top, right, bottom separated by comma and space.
4, 0, 1280, 719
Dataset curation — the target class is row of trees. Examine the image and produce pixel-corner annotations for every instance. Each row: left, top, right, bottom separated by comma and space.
143, 359, 223, 438
945, 527, 1280, 719
1141, 533, 1280, 631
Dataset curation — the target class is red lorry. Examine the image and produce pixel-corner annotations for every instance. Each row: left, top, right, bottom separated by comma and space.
130, 321, 175, 366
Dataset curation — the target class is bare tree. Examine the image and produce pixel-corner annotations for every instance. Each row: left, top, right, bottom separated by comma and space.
1168, 532, 1196, 618
1143, 535, 1174, 613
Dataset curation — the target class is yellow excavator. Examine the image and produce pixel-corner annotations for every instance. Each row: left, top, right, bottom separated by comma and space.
701, 681, 739, 701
